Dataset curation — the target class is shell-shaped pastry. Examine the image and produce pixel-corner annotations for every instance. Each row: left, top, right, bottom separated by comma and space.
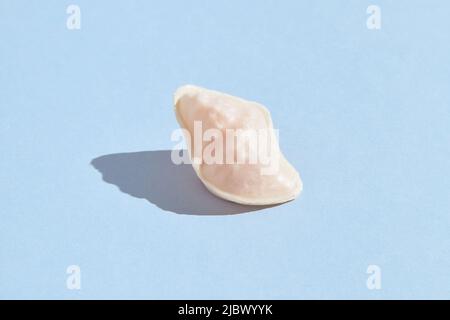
174, 85, 302, 205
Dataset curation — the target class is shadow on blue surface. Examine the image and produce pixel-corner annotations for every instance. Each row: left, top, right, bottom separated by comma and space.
91, 150, 276, 215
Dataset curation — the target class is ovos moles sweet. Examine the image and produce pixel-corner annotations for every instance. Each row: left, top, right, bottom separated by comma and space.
173, 85, 302, 205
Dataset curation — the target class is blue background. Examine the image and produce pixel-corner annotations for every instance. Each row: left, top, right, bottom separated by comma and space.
1, 0, 449, 299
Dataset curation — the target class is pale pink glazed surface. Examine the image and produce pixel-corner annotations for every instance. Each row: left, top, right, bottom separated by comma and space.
174, 85, 302, 205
